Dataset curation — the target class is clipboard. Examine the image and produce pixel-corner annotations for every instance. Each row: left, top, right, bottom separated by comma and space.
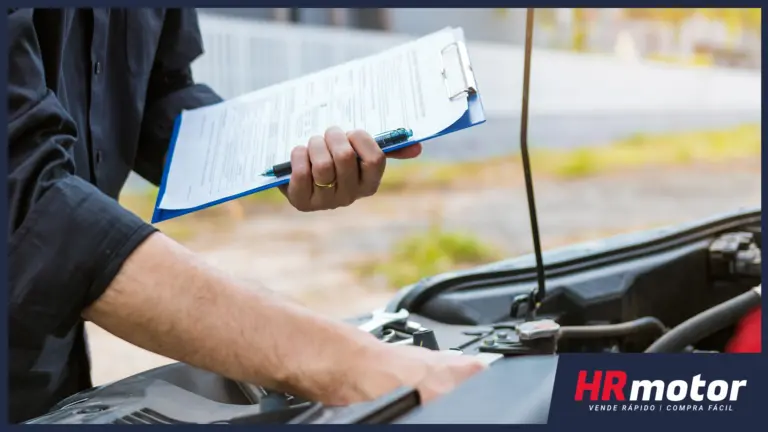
151, 37, 486, 224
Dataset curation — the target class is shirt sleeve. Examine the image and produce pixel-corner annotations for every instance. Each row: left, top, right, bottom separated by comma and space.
7, 9, 158, 338
133, 8, 224, 186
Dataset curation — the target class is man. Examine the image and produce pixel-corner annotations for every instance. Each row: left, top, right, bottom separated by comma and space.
8, 8, 485, 423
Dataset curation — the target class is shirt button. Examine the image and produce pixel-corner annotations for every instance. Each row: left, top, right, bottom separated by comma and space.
94, 61, 102, 75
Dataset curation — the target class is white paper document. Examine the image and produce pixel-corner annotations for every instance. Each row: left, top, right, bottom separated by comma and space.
159, 27, 473, 211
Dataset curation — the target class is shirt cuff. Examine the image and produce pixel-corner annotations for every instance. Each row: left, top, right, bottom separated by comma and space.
9, 176, 157, 337
136, 83, 223, 185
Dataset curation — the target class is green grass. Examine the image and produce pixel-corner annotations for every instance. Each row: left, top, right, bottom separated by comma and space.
356, 224, 503, 289
536, 123, 761, 179
379, 123, 761, 187
359, 123, 761, 289
379, 161, 472, 192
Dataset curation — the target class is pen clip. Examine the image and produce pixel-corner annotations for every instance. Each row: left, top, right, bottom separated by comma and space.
440, 41, 477, 101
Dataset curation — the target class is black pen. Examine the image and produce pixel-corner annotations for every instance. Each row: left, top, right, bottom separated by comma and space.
260, 128, 414, 177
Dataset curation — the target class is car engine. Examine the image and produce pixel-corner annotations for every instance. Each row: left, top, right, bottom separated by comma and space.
23, 210, 761, 425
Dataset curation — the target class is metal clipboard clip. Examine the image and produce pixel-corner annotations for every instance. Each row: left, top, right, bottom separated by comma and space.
440, 40, 477, 101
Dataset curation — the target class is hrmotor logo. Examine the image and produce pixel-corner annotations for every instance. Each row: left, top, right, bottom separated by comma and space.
575, 371, 746, 413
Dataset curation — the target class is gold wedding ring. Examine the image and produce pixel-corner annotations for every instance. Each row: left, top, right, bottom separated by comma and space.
314, 180, 337, 188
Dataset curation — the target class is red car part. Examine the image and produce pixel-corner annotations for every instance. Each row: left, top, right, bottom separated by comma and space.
725, 306, 761, 353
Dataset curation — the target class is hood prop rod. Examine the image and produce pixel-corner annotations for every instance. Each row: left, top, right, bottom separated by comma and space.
511, 8, 547, 321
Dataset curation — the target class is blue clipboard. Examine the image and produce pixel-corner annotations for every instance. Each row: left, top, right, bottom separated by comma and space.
152, 38, 486, 224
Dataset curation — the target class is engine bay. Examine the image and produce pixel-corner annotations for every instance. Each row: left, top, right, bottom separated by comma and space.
24, 209, 762, 425
25, 312, 562, 425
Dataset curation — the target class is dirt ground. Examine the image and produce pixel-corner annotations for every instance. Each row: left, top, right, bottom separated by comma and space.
86, 160, 761, 385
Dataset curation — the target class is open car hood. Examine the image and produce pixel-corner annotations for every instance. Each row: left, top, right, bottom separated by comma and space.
24, 206, 762, 425
387, 206, 761, 318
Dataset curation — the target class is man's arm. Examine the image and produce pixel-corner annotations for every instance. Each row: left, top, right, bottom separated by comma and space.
83, 231, 385, 402
133, 9, 425, 211
10, 8, 483, 404
8, 8, 157, 340
133, 9, 222, 185
84, 231, 485, 405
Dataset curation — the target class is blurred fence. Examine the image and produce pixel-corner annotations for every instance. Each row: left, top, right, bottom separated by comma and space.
186, 12, 761, 162
194, 12, 760, 116
125, 12, 761, 190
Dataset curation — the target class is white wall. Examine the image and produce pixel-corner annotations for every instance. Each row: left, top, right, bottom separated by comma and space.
123, 13, 761, 191
193, 12, 761, 117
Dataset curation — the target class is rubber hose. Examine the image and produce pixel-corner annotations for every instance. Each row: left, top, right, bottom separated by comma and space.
558, 316, 666, 340
645, 286, 762, 353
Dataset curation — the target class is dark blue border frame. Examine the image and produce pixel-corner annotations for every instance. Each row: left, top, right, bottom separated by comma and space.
2, 3, 765, 428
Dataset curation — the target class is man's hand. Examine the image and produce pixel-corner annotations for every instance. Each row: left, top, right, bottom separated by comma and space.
382, 345, 487, 404
83, 233, 480, 414
278, 126, 422, 212
325, 343, 488, 406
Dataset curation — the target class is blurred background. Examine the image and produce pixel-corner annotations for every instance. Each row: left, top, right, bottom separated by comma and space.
94, 8, 761, 384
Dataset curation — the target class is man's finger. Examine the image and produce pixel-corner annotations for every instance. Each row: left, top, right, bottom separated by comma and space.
386, 143, 423, 160
347, 130, 385, 196
284, 146, 312, 211
307, 135, 337, 208
307, 135, 337, 186
325, 126, 358, 206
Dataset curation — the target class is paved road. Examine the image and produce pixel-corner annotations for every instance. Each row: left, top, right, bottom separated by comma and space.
207, 160, 760, 261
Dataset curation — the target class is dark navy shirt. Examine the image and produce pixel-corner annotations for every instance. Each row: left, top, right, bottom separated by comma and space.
8, 8, 222, 422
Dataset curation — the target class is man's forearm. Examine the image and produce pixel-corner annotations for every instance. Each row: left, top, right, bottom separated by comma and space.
82, 232, 381, 401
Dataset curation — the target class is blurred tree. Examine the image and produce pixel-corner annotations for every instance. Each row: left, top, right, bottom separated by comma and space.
743, 8, 761, 30
621, 7, 760, 61
328, 9, 347, 27
622, 8, 761, 33
492, 8, 510, 18
288, 8, 300, 23
572, 8, 588, 52
623, 8, 689, 25
537, 8, 558, 31
722, 9, 743, 46
350, 8, 390, 30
